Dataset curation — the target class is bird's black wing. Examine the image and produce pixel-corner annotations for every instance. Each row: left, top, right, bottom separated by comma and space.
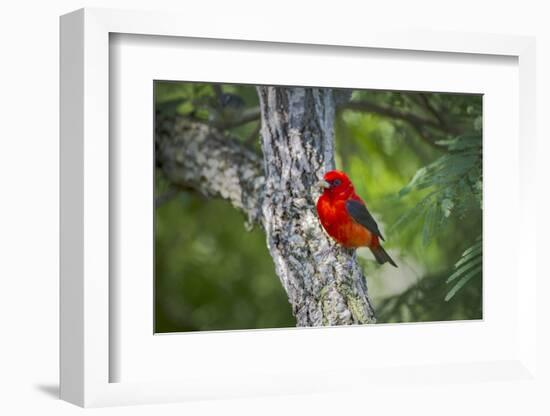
345, 199, 385, 241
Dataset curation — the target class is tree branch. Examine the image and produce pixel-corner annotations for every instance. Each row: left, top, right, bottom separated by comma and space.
214, 106, 261, 130
417, 93, 460, 135
338, 99, 450, 149
155, 113, 265, 226
340, 100, 443, 129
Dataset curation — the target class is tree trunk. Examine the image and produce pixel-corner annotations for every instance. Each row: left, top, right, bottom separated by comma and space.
257, 87, 375, 325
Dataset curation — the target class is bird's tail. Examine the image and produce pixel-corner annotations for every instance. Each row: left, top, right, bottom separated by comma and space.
370, 245, 398, 267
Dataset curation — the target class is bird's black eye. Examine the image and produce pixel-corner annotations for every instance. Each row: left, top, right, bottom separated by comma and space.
332, 179, 341, 187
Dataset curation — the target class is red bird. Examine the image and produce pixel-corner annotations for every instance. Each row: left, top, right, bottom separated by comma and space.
316, 170, 397, 267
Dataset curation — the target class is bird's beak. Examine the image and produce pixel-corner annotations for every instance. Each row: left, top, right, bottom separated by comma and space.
317, 180, 330, 190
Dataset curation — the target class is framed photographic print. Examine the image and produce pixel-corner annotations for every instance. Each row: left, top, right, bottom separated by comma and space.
60, 7, 538, 408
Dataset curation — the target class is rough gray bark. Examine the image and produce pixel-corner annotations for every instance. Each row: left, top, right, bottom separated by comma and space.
156, 115, 265, 226
257, 87, 375, 325
155, 88, 376, 326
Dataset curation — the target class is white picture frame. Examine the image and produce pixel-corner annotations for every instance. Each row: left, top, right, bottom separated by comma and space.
60, 7, 538, 408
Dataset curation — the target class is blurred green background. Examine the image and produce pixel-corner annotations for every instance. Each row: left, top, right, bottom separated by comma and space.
155, 82, 483, 332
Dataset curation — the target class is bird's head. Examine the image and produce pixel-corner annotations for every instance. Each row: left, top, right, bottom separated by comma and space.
318, 170, 354, 198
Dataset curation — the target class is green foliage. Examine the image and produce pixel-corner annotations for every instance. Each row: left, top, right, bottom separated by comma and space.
391, 132, 482, 300
155, 81, 215, 119
376, 270, 482, 323
155, 81, 262, 152
394, 133, 482, 245
445, 236, 482, 301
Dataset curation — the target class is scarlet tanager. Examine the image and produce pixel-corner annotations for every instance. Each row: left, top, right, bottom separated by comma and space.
316, 170, 398, 267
